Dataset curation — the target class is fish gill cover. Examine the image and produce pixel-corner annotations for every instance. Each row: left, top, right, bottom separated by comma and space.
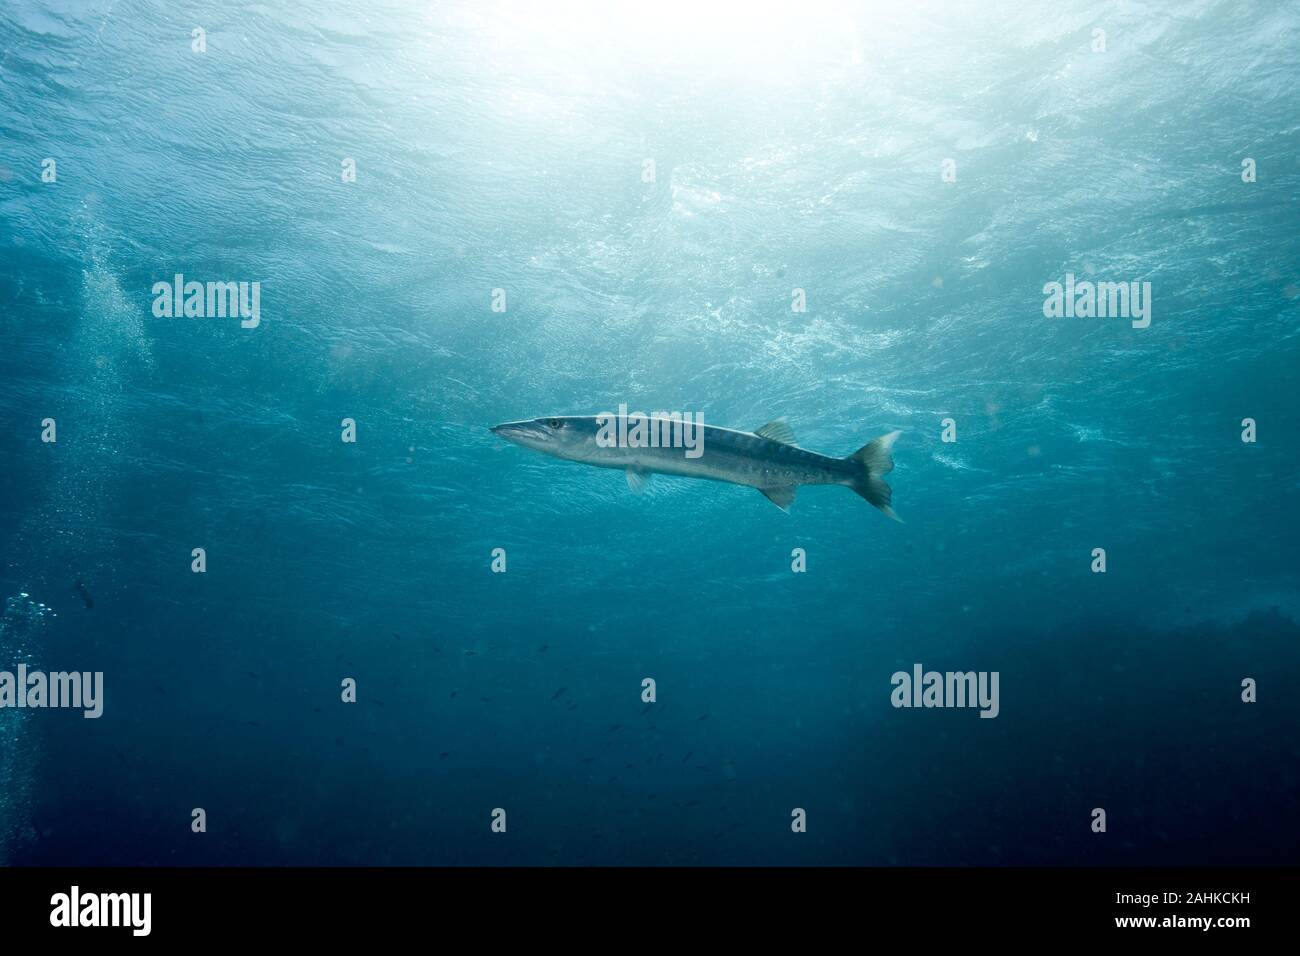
0, 0, 1296, 866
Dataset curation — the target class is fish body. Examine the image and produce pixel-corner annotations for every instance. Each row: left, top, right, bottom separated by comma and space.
490, 415, 900, 518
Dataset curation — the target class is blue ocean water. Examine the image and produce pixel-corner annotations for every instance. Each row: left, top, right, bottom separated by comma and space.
0, 0, 1297, 866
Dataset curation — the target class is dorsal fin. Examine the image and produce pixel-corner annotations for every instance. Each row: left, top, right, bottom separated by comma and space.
754, 420, 795, 444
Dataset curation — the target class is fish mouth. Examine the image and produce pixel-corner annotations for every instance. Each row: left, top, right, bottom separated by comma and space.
490, 420, 548, 445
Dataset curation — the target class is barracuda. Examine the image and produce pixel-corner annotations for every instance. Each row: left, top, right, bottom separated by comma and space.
490, 415, 902, 519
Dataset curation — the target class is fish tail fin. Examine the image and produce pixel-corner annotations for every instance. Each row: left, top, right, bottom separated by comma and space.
845, 430, 902, 521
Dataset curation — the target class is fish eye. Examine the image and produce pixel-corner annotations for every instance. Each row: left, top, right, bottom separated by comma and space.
546, 418, 562, 428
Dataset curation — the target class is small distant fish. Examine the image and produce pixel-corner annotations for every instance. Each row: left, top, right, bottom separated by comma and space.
537, 645, 548, 653
607, 724, 623, 733
551, 687, 567, 700
439, 752, 450, 759
73, 581, 93, 610
681, 751, 693, 764
463, 650, 478, 657
698, 713, 709, 721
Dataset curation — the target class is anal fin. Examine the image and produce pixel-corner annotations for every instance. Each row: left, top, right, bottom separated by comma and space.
759, 485, 796, 512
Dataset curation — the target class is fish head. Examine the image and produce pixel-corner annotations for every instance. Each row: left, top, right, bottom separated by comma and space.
490, 416, 603, 462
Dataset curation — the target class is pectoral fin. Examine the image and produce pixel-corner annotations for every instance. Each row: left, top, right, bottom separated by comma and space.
759, 485, 797, 512
626, 469, 650, 494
